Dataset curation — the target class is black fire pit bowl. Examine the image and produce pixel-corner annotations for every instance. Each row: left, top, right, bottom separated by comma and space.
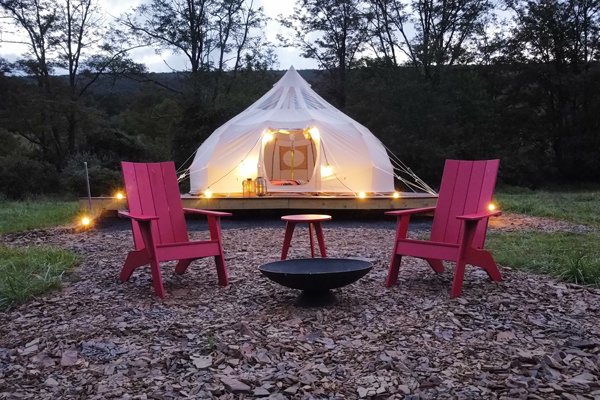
259, 258, 372, 306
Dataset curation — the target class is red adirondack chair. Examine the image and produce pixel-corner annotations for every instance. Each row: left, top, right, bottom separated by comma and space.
385, 159, 502, 298
119, 161, 231, 298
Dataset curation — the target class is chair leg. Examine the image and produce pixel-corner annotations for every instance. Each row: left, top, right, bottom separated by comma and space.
450, 260, 467, 298
214, 254, 228, 286
149, 259, 166, 298
281, 222, 296, 260
385, 254, 403, 287
120, 249, 150, 282
175, 259, 193, 275
207, 215, 229, 286
426, 259, 445, 273
386, 215, 410, 287
308, 223, 315, 258
475, 250, 502, 282
132, 219, 167, 297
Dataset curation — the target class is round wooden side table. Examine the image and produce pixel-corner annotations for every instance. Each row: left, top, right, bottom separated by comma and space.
280, 214, 332, 260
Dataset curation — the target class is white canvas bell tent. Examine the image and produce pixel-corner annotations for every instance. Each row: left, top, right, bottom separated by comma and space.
187, 66, 433, 196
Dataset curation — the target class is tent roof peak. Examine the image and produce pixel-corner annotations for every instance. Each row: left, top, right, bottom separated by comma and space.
274, 66, 312, 88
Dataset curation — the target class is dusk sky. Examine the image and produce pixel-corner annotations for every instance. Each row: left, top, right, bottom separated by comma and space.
0, 0, 319, 72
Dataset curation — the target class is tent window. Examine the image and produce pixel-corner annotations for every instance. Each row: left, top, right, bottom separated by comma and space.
258, 88, 283, 110
302, 90, 326, 109
263, 130, 317, 185
280, 89, 299, 109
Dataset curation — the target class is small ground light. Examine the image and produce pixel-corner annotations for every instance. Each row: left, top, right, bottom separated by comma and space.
204, 189, 213, 198
393, 192, 400, 199
80, 216, 92, 228
115, 191, 125, 199
488, 203, 497, 211
358, 192, 367, 199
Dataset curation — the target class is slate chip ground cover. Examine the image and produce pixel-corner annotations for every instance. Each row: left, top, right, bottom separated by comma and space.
0, 215, 599, 399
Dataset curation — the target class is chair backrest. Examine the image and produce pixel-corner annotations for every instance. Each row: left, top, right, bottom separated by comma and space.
430, 159, 500, 248
122, 161, 189, 250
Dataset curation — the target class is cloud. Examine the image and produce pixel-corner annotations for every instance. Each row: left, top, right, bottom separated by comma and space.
101, 0, 141, 17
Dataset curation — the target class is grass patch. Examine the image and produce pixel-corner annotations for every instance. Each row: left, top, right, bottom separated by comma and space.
0, 246, 78, 310
496, 190, 600, 227
0, 200, 79, 234
488, 231, 600, 286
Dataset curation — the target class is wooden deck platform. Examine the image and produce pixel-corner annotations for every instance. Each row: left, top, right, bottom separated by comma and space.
80, 192, 437, 215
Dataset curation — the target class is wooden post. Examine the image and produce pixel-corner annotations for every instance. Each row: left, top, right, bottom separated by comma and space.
84, 162, 92, 212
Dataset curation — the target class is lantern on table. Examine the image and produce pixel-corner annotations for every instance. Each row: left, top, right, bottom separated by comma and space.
255, 176, 268, 197
242, 178, 254, 197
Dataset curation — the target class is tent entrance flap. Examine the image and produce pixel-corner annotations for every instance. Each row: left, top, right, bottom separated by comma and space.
262, 130, 317, 185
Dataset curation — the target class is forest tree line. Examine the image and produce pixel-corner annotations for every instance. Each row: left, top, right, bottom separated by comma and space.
0, 0, 599, 198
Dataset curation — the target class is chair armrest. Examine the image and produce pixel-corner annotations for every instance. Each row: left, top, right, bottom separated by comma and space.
456, 210, 502, 221
118, 211, 159, 221
385, 206, 437, 216
183, 208, 233, 217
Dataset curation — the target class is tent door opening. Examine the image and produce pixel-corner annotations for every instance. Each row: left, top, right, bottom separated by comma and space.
262, 130, 317, 186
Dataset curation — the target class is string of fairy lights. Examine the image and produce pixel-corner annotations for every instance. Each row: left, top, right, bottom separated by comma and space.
175, 126, 436, 198
78, 127, 489, 228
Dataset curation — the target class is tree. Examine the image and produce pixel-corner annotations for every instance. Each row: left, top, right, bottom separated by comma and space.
279, 0, 369, 107
211, 0, 267, 99
366, 0, 405, 67
121, 0, 270, 99
367, 0, 493, 82
498, 0, 600, 177
0, 0, 57, 92
503, 0, 600, 70
0, 0, 144, 168
122, 0, 212, 73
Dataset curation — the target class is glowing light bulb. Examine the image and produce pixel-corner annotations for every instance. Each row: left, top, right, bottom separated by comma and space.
238, 158, 257, 178
308, 127, 320, 141
358, 192, 367, 199
263, 132, 274, 142
488, 203, 496, 211
393, 192, 400, 199
204, 189, 213, 198
321, 165, 333, 177
81, 216, 92, 227
115, 191, 125, 200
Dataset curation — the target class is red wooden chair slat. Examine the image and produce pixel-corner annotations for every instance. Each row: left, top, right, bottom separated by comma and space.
147, 163, 178, 244
122, 163, 145, 250
160, 163, 189, 243
474, 159, 500, 248
441, 160, 474, 244
386, 159, 502, 298
143, 163, 169, 244
119, 161, 231, 298
430, 160, 459, 243
461, 161, 486, 246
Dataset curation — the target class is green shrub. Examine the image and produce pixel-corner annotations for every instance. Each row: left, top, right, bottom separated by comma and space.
59, 153, 122, 197
0, 155, 60, 199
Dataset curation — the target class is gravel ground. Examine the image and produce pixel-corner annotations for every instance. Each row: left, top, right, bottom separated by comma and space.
0, 213, 599, 399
